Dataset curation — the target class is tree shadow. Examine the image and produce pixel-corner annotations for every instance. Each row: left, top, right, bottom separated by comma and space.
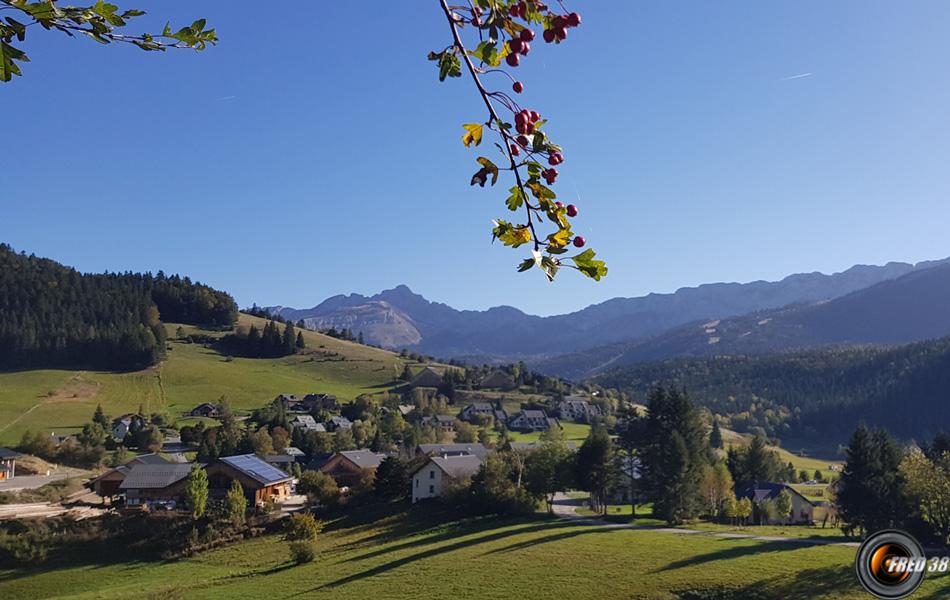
299, 519, 577, 594
657, 539, 808, 573
674, 565, 862, 600
481, 525, 615, 554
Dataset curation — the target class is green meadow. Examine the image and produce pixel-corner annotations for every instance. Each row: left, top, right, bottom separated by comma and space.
2, 507, 948, 599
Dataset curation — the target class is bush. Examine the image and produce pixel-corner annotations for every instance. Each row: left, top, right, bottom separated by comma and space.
284, 513, 320, 541
288, 540, 315, 564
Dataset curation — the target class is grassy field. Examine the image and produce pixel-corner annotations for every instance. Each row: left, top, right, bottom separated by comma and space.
4, 507, 948, 599
0, 314, 418, 445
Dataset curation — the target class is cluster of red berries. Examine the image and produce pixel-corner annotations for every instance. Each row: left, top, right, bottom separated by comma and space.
542, 12, 581, 43
505, 26, 535, 67
514, 108, 540, 135
542, 167, 558, 184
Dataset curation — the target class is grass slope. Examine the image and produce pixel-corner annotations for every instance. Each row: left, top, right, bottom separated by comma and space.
2, 508, 948, 599
0, 314, 419, 445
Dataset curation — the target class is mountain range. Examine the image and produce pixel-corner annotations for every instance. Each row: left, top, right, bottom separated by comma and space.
270, 256, 950, 378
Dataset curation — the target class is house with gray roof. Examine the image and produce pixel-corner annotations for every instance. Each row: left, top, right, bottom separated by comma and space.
735, 481, 815, 525
318, 449, 388, 487
459, 402, 508, 424
0, 448, 19, 481
412, 454, 483, 503
291, 414, 325, 432
326, 416, 353, 432
508, 409, 559, 432
416, 443, 489, 460
119, 463, 194, 507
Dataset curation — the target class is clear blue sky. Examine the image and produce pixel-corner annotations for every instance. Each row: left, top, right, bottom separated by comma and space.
4, 1, 950, 316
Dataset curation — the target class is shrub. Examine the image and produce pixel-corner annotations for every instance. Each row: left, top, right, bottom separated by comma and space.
284, 513, 320, 541
288, 540, 315, 564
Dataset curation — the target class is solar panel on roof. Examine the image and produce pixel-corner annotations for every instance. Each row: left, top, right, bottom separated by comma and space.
221, 454, 291, 485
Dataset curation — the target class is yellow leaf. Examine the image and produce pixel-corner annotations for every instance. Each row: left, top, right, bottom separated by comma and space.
462, 123, 483, 147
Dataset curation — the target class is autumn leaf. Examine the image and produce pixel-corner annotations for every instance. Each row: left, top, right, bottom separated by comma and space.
462, 123, 483, 147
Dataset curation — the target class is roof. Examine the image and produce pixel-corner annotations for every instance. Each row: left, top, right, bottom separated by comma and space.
465, 402, 494, 411
306, 453, 334, 471
417, 443, 489, 460
119, 463, 194, 490
429, 455, 483, 479
220, 454, 293, 486
337, 449, 387, 469
411, 367, 443, 387
329, 416, 352, 427
293, 415, 319, 427
265, 454, 296, 465
0, 448, 20, 459
516, 409, 548, 420
285, 447, 305, 457
131, 453, 170, 466
479, 371, 515, 388
735, 482, 814, 506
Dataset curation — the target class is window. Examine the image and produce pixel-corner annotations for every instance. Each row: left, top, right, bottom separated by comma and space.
430, 470, 435, 479
429, 485, 434, 494
415, 479, 419, 488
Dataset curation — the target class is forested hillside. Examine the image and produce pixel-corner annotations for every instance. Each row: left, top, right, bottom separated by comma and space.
592, 338, 950, 442
0, 244, 237, 371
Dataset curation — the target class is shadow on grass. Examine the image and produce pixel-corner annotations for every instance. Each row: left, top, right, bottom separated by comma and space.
675, 565, 861, 600
481, 525, 615, 555
303, 518, 585, 594
657, 539, 807, 573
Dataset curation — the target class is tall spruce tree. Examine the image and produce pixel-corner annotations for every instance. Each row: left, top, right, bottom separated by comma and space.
638, 387, 708, 524
709, 420, 724, 449
838, 424, 908, 536
575, 428, 615, 514
282, 321, 296, 355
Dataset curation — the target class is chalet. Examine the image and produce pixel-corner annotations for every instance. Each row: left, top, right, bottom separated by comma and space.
111, 414, 145, 441
558, 397, 602, 422
0, 448, 19, 481
302, 393, 338, 412
410, 367, 443, 388
284, 447, 306, 460
206, 454, 294, 506
478, 370, 517, 390
412, 454, 483, 503
305, 452, 334, 472
119, 462, 194, 507
88, 453, 170, 498
291, 415, 325, 432
459, 402, 508, 424
508, 409, 559, 432
189, 403, 222, 418
416, 443, 489, 460
421, 415, 456, 433
274, 394, 302, 412
735, 482, 815, 525
326, 416, 353, 432
318, 449, 387, 487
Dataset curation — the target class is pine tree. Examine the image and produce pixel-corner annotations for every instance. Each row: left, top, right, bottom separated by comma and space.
709, 420, 723, 449
575, 428, 614, 514
296, 331, 306, 350
838, 424, 908, 536
282, 321, 296, 355
638, 387, 708, 524
92, 403, 109, 428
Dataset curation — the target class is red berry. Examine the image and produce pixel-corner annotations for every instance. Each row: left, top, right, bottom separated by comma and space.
554, 15, 567, 28
530, 111, 541, 122
510, 144, 520, 156
543, 29, 555, 43
566, 204, 578, 217
509, 39, 524, 54
567, 12, 581, 27
516, 135, 530, 147
548, 152, 563, 165
516, 122, 527, 134
520, 29, 535, 42
520, 41, 531, 56
555, 27, 568, 40
524, 122, 535, 134
555, 200, 564, 208
573, 236, 586, 248
508, 3, 521, 17
506, 53, 520, 67
512, 81, 524, 93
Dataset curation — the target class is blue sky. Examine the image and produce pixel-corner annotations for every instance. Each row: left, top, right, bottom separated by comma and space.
3, 1, 950, 316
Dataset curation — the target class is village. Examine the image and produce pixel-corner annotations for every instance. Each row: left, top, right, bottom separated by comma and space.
0, 364, 836, 535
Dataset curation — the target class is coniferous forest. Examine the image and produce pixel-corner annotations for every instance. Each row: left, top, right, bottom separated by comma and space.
0, 244, 238, 371
593, 338, 950, 442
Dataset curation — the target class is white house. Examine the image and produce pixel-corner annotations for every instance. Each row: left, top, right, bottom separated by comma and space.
508, 409, 558, 432
558, 396, 602, 422
412, 454, 483, 503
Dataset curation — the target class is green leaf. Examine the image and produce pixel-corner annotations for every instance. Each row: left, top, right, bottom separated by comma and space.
462, 123, 483, 147
506, 186, 525, 211
570, 249, 609, 281
517, 258, 535, 272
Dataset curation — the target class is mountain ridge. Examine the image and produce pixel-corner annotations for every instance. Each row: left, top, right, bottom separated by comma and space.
268, 257, 950, 363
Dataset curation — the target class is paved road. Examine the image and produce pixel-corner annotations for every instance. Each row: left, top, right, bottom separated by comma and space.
551, 493, 860, 548
0, 473, 71, 493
